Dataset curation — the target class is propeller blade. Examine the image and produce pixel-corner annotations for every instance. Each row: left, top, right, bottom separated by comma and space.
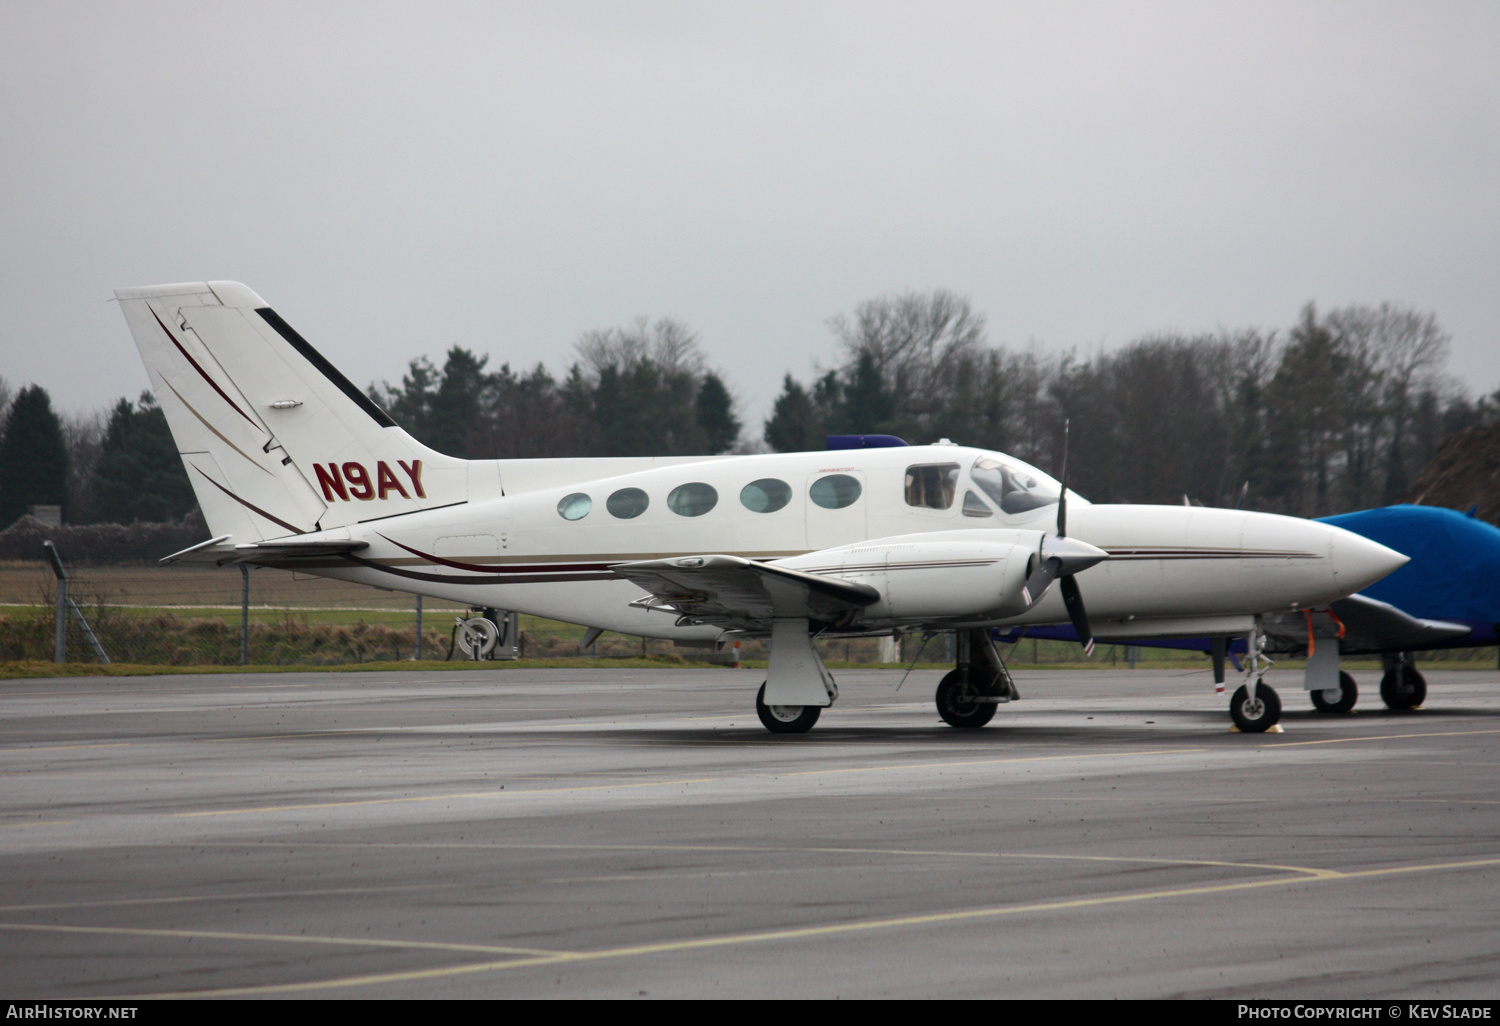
1021, 555, 1061, 607
1057, 419, 1070, 538
1060, 575, 1094, 656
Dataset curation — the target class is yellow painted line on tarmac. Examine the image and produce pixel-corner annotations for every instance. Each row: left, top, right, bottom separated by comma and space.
0, 820, 73, 829
1263, 728, 1500, 748
0, 921, 563, 957
196, 730, 393, 743
167, 837, 1336, 879
173, 777, 721, 817
0, 883, 456, 914
127, 852, 1500, 999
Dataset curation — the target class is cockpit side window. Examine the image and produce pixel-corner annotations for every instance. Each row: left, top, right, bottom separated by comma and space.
905, 463, 960, 510
971, 457, 1061, 514
962, 490, 993, 517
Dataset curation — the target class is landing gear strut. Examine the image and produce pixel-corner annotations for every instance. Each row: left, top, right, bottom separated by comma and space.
1230, 621, 1281, 732
753, 618, 837, 735
936, 629, 1018, 729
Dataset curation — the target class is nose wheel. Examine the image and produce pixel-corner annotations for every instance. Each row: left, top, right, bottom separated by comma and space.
1230, 682, 1282, 732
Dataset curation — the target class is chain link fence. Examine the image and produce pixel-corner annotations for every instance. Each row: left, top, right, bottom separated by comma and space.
0, 555, 756, 666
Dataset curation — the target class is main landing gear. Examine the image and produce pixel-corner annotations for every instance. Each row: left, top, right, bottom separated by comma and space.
1310, 671, 1358, 714
936, 629, 1020, 729
752, 618, 838, 735
756, 683, 821, 734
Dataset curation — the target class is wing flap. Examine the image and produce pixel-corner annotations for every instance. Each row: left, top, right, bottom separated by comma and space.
612, 554, 879, 624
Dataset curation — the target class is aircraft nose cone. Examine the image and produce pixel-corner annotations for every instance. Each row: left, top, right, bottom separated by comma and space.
1329, 527, 1408, 591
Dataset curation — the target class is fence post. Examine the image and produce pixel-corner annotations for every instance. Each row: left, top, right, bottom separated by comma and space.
45, 541, 67, 663
414, 595, 423, 660
240, 564, 250, 665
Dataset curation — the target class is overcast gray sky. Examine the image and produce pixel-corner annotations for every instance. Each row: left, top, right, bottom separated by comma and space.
3, 1, 1497, 437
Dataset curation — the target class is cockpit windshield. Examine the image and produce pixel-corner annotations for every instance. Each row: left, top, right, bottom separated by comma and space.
971, 456, 1062, 515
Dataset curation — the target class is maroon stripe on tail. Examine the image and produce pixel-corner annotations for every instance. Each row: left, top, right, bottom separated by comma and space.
192, 467, 305, 535
151, 307, 261, 430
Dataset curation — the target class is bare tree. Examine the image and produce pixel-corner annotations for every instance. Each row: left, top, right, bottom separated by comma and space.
826, 290, 987, 410
575, 317, 705, 380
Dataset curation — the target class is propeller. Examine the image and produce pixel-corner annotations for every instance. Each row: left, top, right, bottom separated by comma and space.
1019, 419, 1105, 655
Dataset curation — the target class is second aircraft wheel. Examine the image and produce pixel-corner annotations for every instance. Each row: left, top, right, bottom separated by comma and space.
1380, 667, 1427, 711
935, 669, 998, 729
756, 683, 821, 734
1230, 682, 1282, 733
1310, 671, 1358, 714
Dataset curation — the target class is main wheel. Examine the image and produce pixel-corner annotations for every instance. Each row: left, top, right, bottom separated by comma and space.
936, 669, 998, 729
1310, 671, 1358, 714
1230, 682, 1281, 732
756, 683, 821, 734
1380, 666, 1427, 710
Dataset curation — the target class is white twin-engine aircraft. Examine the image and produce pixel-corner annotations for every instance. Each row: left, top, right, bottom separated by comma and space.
116, 281, 1408, 735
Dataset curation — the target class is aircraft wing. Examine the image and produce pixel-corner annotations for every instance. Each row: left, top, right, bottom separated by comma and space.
1328, 593, 1471, 652
612, 554, 880, 627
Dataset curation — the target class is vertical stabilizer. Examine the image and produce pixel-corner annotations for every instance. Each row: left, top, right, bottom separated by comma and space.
115, 281, 466, 540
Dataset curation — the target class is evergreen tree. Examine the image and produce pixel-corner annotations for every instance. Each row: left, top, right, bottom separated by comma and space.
84, 392, 197, 523
837, 351, 896, 434
0, 384, 69, 526
695, 373, 741, 453
764, 375, 823, 452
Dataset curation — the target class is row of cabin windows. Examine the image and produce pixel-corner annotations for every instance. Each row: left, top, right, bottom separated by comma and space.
556, 474, 863, 522
555, 458, 1059, 523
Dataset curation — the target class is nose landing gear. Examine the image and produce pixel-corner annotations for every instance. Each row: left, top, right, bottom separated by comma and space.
1231, 623, 1282, 732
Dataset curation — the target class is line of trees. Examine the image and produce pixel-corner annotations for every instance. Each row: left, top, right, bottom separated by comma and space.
0, 384, 199, 528
369, 316, 742, 459
4, 293, 1495, 530
763, 292, 1497, 517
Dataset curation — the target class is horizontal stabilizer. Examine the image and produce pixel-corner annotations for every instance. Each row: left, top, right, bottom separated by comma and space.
159, 534, 367, 566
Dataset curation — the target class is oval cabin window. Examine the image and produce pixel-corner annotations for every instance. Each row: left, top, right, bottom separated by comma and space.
606, 487, 650, 519
667, 482, 718, 517
810, 474, 862, 510
740, 478, 792, 513
557, 493, 592, 521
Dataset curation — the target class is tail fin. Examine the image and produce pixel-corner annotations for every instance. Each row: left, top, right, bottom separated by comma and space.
115, 281, 466, 540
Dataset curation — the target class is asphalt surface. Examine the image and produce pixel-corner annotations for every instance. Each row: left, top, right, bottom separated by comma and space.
2, 664, 1499, 999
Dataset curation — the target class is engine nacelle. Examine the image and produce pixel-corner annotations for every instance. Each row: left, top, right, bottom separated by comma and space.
781, 530, 1041, 623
